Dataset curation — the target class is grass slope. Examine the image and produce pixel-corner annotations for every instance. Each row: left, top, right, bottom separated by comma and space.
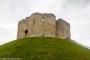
0, 37, 90, 60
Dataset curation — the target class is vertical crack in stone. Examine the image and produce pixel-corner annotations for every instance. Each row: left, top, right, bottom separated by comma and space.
42, 17, 45, 37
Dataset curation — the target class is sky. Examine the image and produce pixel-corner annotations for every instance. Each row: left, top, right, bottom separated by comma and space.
0, 0, 90, 48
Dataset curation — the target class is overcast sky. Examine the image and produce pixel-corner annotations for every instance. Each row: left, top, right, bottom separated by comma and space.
0, 0, 90, 47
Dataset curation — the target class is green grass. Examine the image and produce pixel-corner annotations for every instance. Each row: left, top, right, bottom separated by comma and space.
0, 37, 90, 60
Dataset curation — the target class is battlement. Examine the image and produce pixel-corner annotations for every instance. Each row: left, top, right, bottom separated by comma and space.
17, 13, 71, 39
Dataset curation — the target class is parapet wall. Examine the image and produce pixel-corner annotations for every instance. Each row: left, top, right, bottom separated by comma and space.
17, 13, 71, 39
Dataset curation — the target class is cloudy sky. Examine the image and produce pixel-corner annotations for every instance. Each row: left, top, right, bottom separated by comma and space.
0, 0, 90, 47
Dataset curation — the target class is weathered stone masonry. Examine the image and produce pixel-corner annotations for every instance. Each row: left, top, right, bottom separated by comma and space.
17, 13, 71, 39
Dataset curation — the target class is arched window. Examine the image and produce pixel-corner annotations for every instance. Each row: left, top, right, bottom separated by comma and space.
25, 30, 28, 37
42, 17, 45, 21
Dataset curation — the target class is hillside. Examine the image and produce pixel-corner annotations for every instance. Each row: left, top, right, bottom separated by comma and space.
0, 37, 90, 60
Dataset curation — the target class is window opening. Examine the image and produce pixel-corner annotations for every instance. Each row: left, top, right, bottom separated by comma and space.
42, 17, 45, 21
25, 30, 28, 37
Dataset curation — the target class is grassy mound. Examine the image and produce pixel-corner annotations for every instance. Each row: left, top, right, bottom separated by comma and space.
0, 37, 90, 60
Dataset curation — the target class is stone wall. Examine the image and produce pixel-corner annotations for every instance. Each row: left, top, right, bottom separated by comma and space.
17, 13, 56, 39
42, 13, 56, 37
17, 13, 71, 39
17, 18, 28, 39
56, 19, 70, 39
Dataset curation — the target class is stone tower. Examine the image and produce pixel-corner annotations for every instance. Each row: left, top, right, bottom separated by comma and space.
17, 13, 71, 39
56, 19, 70, 39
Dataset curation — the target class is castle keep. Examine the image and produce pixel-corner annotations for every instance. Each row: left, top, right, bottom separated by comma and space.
17, 13, 71, 39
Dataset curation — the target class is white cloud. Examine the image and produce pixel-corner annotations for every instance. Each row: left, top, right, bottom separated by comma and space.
59, 0, 90, 47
